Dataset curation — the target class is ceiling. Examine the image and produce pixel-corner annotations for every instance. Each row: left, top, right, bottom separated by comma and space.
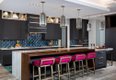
0, 0, 116, 18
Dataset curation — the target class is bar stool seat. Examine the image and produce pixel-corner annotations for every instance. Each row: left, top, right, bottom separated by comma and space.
56, 55, 72, 80
72, 54, 86, 77
33, 57, 55, 80
86, 52, 96, 74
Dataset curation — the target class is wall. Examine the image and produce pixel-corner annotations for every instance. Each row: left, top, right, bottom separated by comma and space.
88, 17, 105, 47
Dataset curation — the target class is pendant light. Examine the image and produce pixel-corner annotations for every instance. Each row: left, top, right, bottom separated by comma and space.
60, 5, 66, 28
87, 21, 91, 31
76, 9, 82, 29
39, 1, 47, 27
87, 17, 91, 32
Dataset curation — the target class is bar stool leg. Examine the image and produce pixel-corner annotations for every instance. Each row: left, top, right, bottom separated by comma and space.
60, 64, 62, 74
82, 61, 84, 76
44, 67, 46, 78
67, 63, 70, 80
85, 60, 89, 75
38, 67, 41, 80
58, 64, 61, 80
51, 66, 54, 80
33, 66, 35, 80
92, 59, 96, 74
79, 61, 81, 70
73, 61, 76, 74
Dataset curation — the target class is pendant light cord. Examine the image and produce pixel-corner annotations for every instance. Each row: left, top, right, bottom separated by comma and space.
61, 5, 65, 15
77, 9, 80, 18
41, 1, 45, 13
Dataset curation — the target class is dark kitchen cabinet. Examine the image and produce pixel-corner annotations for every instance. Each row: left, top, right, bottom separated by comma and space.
45, 23, 61, 40
0, 19, 28, 40
95, 51, 107, 69
105, 14, 116, 28
70, 19, 88, 45
0, 50, 12, 66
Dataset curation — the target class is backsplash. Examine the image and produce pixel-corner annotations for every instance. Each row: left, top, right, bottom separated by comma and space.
0, 34, 58, 48
0, 34, 78, 48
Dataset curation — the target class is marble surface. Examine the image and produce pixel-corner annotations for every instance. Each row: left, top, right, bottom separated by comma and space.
0, 66, 17, 80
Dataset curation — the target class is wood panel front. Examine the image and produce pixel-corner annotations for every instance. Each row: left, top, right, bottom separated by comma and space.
21, 48, 94, 80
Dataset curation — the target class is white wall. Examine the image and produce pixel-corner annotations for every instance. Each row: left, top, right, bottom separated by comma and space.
88, 17, 105, 47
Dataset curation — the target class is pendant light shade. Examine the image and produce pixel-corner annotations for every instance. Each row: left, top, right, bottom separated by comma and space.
60, 5, 66, 28
87, 22, 91, 31
39, 1, 47, 27
76, 9, 82, 29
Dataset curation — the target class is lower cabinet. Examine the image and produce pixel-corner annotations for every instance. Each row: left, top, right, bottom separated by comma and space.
0, 50, 12, 66
95, 51, 107, 69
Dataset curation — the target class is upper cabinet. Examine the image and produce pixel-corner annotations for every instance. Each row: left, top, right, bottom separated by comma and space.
0, 19, 28, 40
70, 19, 88, 45
27, 14, 60, 33
0, 10, 28, 40
105, 14, 116, 28
45, 23, 61, 40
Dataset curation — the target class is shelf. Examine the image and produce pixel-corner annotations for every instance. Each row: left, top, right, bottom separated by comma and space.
2, 11, 27, 21
29, 22, 39, 24
29, 16, 39, 19
29, 26, 46, 29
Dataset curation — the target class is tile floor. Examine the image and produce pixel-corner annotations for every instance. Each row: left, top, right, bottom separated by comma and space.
68, 61, 116, 80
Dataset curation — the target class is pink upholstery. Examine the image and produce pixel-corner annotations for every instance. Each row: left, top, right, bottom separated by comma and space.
56, 55, 72, 64
33, 57, 55, 66
72, 54, 86, 61
86, 52, 96, 59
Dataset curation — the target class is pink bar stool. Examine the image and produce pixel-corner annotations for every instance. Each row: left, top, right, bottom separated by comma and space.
56, 55, 72, 80
32, 57, 55, 80
72, 54, 86, 76
86, 52, 96, 74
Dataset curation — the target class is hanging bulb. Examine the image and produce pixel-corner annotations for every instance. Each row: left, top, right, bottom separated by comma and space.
60, 5, 66, 28
39, 1, 47, 27
76, 9, 82, 29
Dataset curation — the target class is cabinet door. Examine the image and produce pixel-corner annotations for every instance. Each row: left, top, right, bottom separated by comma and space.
82, 19, 88, 45
0, 50, 12, 66
95, 52, 107, 69
0, 20, 27, 39
45, 23, 61, 40
70, 19, 82, 40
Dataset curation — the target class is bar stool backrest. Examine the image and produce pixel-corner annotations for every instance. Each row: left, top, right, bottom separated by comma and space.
87, 52, 96, 59
40, 57, 55, 66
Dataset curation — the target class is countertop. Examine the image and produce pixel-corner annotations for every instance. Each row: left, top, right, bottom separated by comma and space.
0, 46, 59, 50
0, 46, 113, 52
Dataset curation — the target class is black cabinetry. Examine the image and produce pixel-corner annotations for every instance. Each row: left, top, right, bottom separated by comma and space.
0, 50, 12, 66
45, 23, 61, 40
27, 14, 47, 33
70, 19, 88, 45
95, 51, 107, 69
0, 19, 28, 40
105, 14, 116, 28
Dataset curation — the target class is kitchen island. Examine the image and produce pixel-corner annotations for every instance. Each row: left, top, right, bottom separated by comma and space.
12, 47, 94, 80
11, 47, 113, 80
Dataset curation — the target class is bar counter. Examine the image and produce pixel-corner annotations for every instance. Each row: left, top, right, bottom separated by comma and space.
12, 47, 94, 80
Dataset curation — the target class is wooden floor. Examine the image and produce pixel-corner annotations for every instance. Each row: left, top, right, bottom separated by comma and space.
61, 61, 116, 80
